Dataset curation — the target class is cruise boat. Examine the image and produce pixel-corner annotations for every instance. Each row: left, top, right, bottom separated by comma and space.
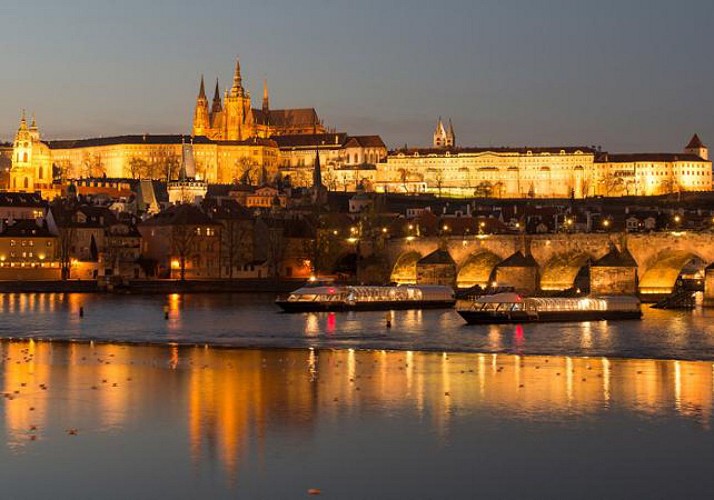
456, 293, 642, 324
276, 282, 456, 312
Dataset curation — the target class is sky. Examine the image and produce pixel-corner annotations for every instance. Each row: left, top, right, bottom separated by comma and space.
2, 0, 714, 152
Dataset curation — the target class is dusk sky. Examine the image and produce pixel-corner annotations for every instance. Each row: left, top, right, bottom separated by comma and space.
3, 0, 713, 151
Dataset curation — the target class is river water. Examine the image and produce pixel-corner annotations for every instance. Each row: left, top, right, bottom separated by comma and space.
1, 292, 714, 360
1, 293, 713, 498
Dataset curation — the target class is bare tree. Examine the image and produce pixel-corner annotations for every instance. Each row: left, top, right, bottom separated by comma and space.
220, 218, 251, 278
266, 227, 286, 278
171, 225, 197, 281
58, 226, 77, 280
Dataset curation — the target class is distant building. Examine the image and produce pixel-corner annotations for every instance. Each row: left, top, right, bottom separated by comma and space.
167, 143, 208, 205
377, 131, 711, 199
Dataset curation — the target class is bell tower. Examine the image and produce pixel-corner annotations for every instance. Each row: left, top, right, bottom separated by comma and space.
223, 57, 254, 141
685, 134, 708, 160
10, 112, 52, 194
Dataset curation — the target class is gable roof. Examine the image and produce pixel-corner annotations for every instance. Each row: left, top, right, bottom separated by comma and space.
592, 247, 638, 268
254, 108, 319, 129
417, 248, 456, 266
686, 134, 705, 149
497, 251, 538, 268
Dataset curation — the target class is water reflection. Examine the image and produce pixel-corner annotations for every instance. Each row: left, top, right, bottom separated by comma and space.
2, 341, 713, 456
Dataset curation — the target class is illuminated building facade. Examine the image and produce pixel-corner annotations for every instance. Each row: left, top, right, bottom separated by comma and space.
192, 58, 326, 141
377, 134, 711, 198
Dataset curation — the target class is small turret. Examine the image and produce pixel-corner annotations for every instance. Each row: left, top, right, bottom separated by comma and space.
262, 78, 270, 114
685, 133, 708, 160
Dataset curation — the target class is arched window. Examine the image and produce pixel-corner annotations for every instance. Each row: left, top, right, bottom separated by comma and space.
22, 152, 28, 163
38, 167, 43, 180
23, 177, 29, 189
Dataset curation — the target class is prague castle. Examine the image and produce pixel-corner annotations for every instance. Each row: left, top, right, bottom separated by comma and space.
191, 58, 326, 140
4, 57, 712, 200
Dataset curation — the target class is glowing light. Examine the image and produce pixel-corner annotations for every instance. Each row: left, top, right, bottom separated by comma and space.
382, 227, 388, 233
308, 275, 317, 282
170, 259, 180, 269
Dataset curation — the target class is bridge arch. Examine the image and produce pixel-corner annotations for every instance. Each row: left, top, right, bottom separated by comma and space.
540, 251, 595, 291
639, 251, 708, 295
456, 251, 502, 289
390, 251, 423, 285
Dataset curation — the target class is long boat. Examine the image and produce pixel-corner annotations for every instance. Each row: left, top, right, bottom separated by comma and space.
456, 293, 642, 324
276, 282, 456, 312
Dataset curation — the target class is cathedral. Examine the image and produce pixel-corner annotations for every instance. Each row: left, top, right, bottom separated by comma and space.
191, 58, 326, 141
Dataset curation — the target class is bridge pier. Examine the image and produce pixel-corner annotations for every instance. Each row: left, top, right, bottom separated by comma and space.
494, 251, 539, 294
589, 248, 638, 296
703, 264, 714, 307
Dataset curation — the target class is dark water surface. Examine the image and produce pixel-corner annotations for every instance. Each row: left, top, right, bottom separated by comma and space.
2, 292, 714, 360
2, 294, 714, 498
0, 342, 712, 499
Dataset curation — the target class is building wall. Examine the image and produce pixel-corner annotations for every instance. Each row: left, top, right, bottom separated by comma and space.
49, 141, 279, 185
377, 149, 597, 198
596, 160, 712, 196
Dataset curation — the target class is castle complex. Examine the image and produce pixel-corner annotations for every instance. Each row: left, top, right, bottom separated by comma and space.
4, 57, 712, 200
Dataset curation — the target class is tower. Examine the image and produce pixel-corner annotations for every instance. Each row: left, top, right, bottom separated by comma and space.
262, 78, 270, 114
211, 79, 222, 114
192, 76, 210, 137
685, 134, 708, 160
433, 117, 455, 149
446, 119, 456, 148
10, 111, 52, 195
433, 117, 448, 148
223, 57, 255, 141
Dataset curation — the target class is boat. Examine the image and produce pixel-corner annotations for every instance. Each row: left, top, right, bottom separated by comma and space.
276, 282, 456, 312
456, 292, 642, 324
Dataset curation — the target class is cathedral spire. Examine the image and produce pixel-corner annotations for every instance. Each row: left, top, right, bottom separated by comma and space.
198, 75, 207, 100
231, 57, 243, 95
211, 78, 222, 113
192, 76, 210, 137
262, 78, 270, 113
19, 110, 28, 130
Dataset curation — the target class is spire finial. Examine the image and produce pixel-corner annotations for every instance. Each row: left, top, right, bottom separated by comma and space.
262, 77, 270, 113
198, 75, 206, 99
233, 56, 242, 87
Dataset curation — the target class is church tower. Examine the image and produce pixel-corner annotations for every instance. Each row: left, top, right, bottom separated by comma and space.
223, 58, 255, 141
685, 134, 708, 160
192, 76, 210, 137
10, 112, 52, 195
433, 117, 455, 149
446, 119, 456, 148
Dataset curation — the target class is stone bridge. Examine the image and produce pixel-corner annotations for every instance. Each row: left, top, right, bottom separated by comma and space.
383, 232, 714, 295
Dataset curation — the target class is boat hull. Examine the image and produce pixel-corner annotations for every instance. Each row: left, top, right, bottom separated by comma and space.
457, 309, 642, 324
276, 300, 456, 313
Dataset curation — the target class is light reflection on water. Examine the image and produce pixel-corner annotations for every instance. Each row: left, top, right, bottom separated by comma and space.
0, 341, 713, 498
1, 293, 714, 360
